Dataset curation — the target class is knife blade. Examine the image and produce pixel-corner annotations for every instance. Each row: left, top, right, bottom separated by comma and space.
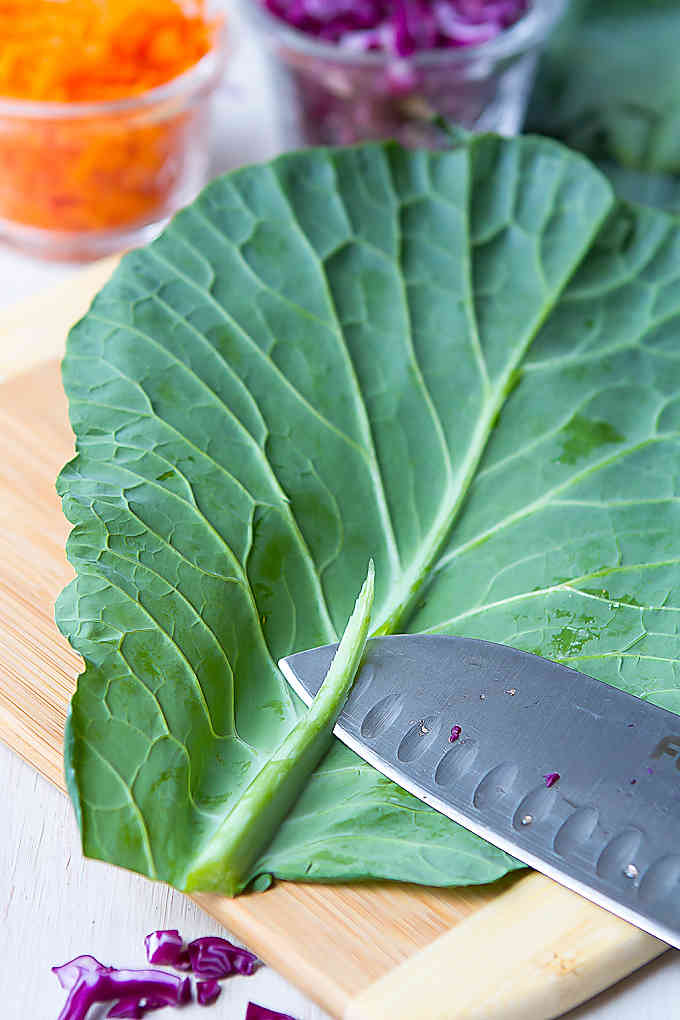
279, 635, 680, 948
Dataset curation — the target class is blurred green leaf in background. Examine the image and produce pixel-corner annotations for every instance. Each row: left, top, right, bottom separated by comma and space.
528, 0, 680, 212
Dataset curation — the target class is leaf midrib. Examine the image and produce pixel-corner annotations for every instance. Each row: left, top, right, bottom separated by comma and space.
371, 149, 615, 635
374, 359, 557, 634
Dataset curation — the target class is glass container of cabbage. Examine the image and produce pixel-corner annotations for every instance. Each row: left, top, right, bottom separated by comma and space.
247, 0, 566, 148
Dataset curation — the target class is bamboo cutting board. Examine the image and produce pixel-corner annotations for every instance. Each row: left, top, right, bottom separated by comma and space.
0, 264, 668, 1020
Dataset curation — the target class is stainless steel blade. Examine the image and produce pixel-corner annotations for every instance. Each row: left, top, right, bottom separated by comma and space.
280, 635, 680, 948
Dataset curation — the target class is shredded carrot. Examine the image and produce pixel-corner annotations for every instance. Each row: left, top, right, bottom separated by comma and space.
0, 0, 216, 102
0, 0, 220, 241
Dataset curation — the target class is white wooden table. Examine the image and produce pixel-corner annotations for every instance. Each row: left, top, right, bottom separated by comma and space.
1, 8, 679, 1017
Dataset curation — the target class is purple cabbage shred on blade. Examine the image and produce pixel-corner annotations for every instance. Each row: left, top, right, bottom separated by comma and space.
197, 980, 222, 1006
449, 725, 462, 743
246, 1004, 299, 1020
53, 956, 191, 1020
543, 772, 560, 788
261, 0, 528, 52
188, 936, 259, 979
144, 930, 191, 970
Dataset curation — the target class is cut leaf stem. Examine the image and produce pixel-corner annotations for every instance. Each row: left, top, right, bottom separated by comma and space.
183, 561, 375, 894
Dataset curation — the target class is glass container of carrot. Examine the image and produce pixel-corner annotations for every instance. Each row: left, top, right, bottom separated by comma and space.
0, 0, 224, 260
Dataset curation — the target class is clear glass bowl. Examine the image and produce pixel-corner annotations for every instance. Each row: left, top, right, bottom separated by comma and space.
247, 0, 566, 148
0, 36, 225, 261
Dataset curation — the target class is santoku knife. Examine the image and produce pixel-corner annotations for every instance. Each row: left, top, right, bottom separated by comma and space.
279, 635, 680, 949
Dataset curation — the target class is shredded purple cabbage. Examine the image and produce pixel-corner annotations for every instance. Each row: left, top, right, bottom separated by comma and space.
197, 980, 222, 1006
144, 930, 190, 970
543, 772, 560, 788
188, 937, 258, 979
107, 1001, 146, 1020
246, 1004, 298, 1020
449, 725, 461, 743
107, 997, 168, 1019
108, 1001, 146, 1019
52, 957, 105, 991
260, 0, 528, 53
54, 957, 191, 1020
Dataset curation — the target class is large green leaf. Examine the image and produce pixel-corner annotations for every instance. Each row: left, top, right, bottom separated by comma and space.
57, 133, 680, 893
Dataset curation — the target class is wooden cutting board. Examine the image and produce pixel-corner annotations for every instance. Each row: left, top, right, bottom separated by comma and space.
0, 262, 667, 1020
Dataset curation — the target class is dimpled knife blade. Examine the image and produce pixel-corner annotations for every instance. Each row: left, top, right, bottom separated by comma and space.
279, 634, 680, 948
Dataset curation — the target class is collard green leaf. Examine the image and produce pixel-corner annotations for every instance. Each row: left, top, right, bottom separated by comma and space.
57, 133, 680, 893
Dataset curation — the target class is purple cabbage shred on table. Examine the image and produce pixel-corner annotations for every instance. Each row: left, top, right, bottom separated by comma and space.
246, 1003, 299, 1020
108, 996, 169, 1018
53, 957, 104, 990
107, 1001, 145, 1019
543, 772, 560, 788
188, 936, 259, 979
144, 930, 190, 970
197, 980, 222, 1006
54, 936, 282, 1019
449, 724, 462, 743
53, 955, 191, 1020
261, 0, 528, 53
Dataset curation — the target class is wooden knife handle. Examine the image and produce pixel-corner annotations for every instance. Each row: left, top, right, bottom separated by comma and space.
345, 872, 666, 1020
